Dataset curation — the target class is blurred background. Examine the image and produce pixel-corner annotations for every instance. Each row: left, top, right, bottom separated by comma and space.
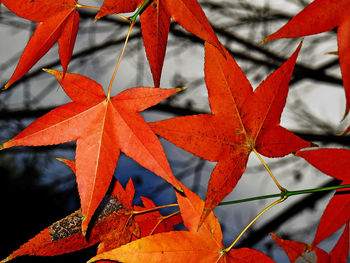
0, 0, 349, 261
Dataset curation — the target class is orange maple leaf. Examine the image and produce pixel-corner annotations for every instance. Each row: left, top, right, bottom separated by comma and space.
95, 0, 223, 87
2, 0, 79, 88
262, 0, 350, 117
0, 70, 182, 233
88, 183, 275, 263
150, 41, 311, 225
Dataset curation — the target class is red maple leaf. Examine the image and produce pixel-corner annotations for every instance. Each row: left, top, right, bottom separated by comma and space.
88, 183, 275, 263
95, 0, 143, 18
1, 176, 139, 262
262, 0, 350, 116
2, 0, 79, 88
0, 70, 182, 233
95, 0, 223, 87
150, 41, 311, 225
296, 148, 350, 245
271, 227, 349, 263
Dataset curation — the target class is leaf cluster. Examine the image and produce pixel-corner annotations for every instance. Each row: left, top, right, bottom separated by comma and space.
1, 0, 350, 262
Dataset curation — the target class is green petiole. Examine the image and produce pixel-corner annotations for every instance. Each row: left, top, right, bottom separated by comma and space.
219, 183, 350, 206
130, 0, 151, 21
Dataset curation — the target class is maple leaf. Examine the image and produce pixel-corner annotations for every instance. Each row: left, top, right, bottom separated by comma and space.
92, 177, 141, 255
0, 70, 182, 233
150, 41, 311, 225
111, 177, 136, 212
296, 148, 350, 245
262, 0, 350, 117
1, 177, 139, 262
96, 0, 223, 87
2, 0, 79, 89
271, 228, 349, 263
88, 183, 275, 263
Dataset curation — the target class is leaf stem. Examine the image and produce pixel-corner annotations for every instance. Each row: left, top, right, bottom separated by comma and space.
150, 210, 180, 235
133, 184, 350, 216
286, 184, 350, 196
252, 147, 286, 192
115, 14, 130, 22
133, 184, 350, 217
219, 184, 350, 206
106, 20, 135, 100
132, 203, 179, 215
219, 193, 282, 206
0, 257, 10, 263
225, 196, 287, 252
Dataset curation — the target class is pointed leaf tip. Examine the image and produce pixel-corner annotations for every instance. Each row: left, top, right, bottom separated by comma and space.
1, 257, 11, 263
2, 82, 9, 90
55, 158, 75, 172
55, 157, 73, 164
177, 86, 188, 92
1, 139, 13, 150
198, 208, 210, 229
175, 185, 184, 193
42, 68, 59, 75
81, 215, 87, 236
43, 68, 64, 82
93, 16, 99, 23
260, 38, 267, 45
325, 51, 338, 55
343, 105, 350, 121
295, 39, 303, 53
310, 142, 319, 147
338, 126, 350, 136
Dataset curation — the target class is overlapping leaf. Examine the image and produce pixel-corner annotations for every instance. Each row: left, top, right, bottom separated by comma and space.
263, 0, 350, 117
96, 0, 223, 87
2, 0, 348, 261
1, 175, 138, 262
296, 148, 350, 245
150, 42, 311, 225
88, 183, 275, 263
133, 196, 182, 237
271, 228, 349, 263
2, 0, 79, 88
0, 70, 182, 233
